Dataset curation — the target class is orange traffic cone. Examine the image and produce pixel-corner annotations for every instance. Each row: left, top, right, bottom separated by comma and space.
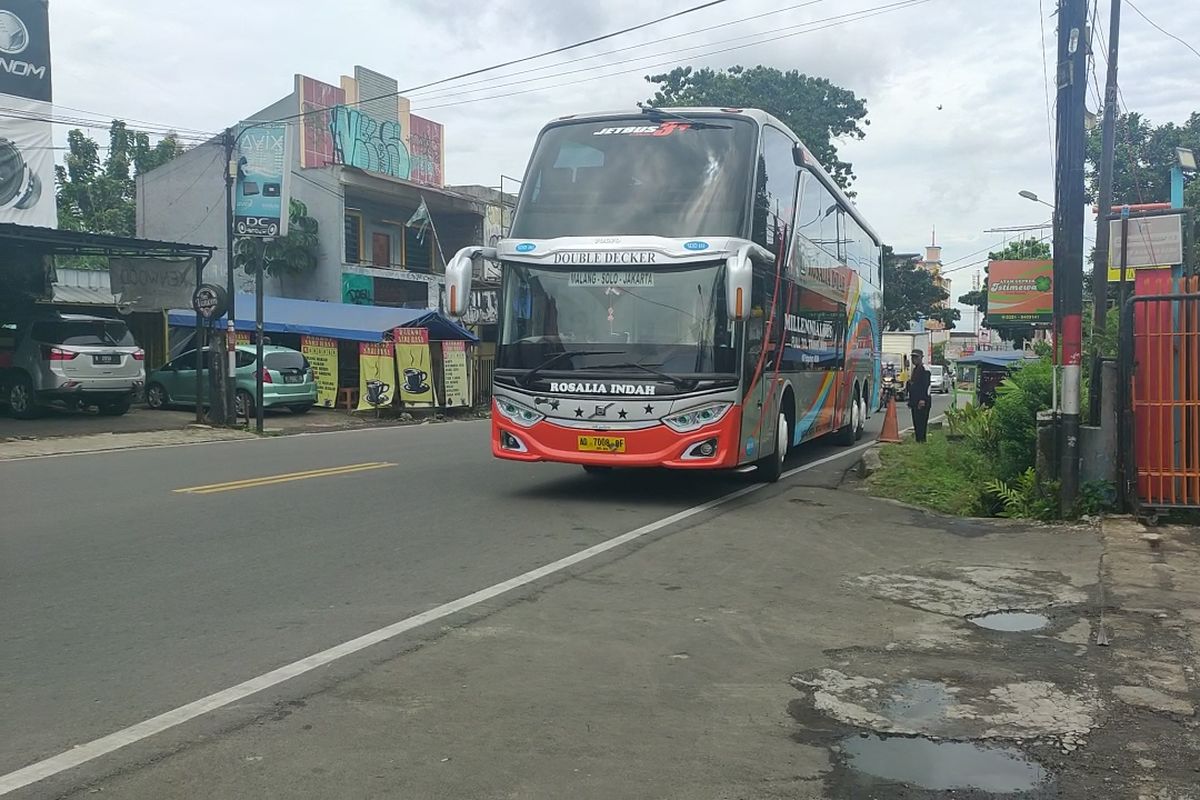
877, 395, 902, 443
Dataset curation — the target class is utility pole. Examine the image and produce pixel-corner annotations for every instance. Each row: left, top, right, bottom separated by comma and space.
1053, 0, 1089, 515
223, 127, 238, 426
1089, 0, 1122, 425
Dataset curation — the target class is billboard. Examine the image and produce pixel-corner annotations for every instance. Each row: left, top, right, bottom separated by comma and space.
986, 260, 1053, 325
0, 95, 55, 226
0, 0, 51, 102
408, 114, 443, 186
234, 121, 290, 238
1107, 212, 1183, 281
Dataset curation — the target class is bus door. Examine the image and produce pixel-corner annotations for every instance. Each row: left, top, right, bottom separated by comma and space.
741, 269, 783, 461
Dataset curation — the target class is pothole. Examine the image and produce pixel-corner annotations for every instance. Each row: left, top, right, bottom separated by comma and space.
969, 611, 1051, 632
841, 733, 1051, 793
881, 679, 953, 727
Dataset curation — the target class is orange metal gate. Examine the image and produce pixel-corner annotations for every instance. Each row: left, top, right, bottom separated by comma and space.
1123, 273, 1200, 512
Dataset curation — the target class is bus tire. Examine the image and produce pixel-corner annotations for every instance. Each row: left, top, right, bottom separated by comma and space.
836, 386, 862, 446
757, 412, 788, 483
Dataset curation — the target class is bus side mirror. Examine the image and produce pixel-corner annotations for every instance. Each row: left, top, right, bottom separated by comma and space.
444, 247, 477, 318
726, 248, 753, 322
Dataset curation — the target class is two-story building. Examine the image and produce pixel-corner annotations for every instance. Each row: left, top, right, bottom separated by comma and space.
137, 66, 506, 325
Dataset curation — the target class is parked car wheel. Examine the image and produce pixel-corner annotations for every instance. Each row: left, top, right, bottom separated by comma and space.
289, 404, 313, 415
235, 389, 254, 418
145, 382, 169, 410
98, 397, 132, 416
7, 374, 39, 419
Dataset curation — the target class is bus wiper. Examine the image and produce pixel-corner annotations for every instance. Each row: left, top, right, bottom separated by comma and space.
519, 350, 620, 387
637, 103, 731, 130
582, 361, 691, 390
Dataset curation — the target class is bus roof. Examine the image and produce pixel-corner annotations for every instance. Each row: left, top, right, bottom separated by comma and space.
545, 107, 882, 247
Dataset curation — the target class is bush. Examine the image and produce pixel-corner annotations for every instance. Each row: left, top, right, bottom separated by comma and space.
992, 356, 1054, 481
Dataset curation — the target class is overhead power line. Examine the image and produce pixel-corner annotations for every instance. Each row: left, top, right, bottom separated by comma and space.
409, 0, 934, 114
404, 0, 831, 100
409, 0, 917, 108
1124, 0, 1200, 61
259, 0, 735, 127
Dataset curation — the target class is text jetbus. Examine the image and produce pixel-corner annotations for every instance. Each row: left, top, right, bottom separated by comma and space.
445, 108, 882, 481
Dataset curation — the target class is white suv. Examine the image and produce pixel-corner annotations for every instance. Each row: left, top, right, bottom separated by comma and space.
0, 313, 145, 418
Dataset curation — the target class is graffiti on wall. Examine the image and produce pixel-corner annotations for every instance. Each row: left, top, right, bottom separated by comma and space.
408, 115, 443, 186
298, 76, 344, 168
330, 105, 411, 179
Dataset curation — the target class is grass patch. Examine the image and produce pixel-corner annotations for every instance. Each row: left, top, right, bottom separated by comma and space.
867, 429, 997, 516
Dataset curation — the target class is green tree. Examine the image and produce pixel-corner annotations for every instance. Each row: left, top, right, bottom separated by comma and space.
644, 65, 868, 190
1086, 110, 1200, 265
882, 245, 959, 331
957, 238, 1051, 348
234, 200, 320, 279
55, 121, 185, 237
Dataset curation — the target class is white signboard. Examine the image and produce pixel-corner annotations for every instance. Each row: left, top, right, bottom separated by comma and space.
568, 271, 655, 288
109, 258, 196, 311
1108, 213, 1184, 271
0, 96, 57, 228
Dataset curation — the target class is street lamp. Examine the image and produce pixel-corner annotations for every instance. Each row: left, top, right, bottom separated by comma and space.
1019, 190, 1056, 209
1170, 147, 1195, 209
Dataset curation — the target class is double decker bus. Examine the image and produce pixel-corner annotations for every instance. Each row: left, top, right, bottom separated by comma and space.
445, 108, 882, 482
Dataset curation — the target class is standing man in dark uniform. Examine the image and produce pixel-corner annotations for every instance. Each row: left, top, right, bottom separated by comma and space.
907, 349, 932, 443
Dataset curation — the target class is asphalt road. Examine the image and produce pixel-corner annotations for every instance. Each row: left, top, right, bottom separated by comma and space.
0, 396, 950, 794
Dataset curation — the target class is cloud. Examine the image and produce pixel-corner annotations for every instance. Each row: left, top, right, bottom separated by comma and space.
35, 0, 1200, 285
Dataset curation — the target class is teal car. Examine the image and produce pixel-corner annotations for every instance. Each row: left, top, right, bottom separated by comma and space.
145, 345, 317, 415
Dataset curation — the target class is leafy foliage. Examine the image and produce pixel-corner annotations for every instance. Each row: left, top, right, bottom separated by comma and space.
1085, 110, 1199, 270
234, 200, 320, 279
945, 402, 997, 454
991, 355, 1054, 481
55, 121, 185, 237
882, 245, 958, 331
986, 468, 1058, 520
644, 65, 868, 190
957, 238, 1051, 348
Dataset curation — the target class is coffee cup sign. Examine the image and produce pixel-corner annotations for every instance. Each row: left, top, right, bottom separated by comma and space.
192, 284, 228, 321
403, 368, 429, 394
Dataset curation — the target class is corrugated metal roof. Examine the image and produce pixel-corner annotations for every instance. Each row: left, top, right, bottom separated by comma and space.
50, 268, 117, 305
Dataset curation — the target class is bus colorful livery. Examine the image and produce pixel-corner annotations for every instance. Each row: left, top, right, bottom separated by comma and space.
445, 108, 883, 482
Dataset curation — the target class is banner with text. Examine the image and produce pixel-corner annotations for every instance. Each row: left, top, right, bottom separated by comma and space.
357, 341, 395, 411
234, 121, 290, 238
394, 327, 434, 406
441, 341, 469, 407
301, 335, 339, 408
986, 260, 1053, 325
109, 258, 195, 311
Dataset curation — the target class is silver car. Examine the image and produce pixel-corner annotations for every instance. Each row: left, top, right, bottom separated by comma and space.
0, 313, 145, 418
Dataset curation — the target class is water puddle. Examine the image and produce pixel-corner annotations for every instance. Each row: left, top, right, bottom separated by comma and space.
881, 680, 952, 727
841, 734, 1050, 793
969, 611, 1050, 632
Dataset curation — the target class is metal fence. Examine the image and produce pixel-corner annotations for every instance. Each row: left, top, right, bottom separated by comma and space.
1121, 275, 1200, 513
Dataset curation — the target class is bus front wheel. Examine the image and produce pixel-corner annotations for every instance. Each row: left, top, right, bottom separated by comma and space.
757, 412, 789, 483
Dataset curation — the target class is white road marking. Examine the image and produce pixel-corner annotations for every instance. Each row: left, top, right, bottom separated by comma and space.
0, 415, 940, 794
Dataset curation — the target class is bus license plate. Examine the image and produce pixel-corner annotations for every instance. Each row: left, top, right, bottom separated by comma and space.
577, 435, 625, 453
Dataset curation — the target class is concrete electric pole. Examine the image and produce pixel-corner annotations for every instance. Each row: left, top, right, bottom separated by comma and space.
1089, 0, 1121, 425
1052, 0, 1089, 514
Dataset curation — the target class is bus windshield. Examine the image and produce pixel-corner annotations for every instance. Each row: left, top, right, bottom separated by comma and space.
498, 262, 736, 375
510, 116, 756, 240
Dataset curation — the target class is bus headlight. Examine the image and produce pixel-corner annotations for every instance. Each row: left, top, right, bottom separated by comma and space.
495, 396, 545, 428
662, 402, 732, 433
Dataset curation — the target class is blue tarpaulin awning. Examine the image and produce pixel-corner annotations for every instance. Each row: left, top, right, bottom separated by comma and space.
955, 350, 1029, 367
168, 294, 478, 342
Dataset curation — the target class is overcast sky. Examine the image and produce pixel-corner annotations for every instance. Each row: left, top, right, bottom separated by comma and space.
47, 0, 1200, 317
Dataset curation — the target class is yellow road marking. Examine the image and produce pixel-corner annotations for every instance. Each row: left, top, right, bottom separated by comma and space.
174, 462, 396, 494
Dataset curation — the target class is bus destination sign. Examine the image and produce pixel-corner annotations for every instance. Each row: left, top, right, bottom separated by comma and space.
568, 271, 655, 287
